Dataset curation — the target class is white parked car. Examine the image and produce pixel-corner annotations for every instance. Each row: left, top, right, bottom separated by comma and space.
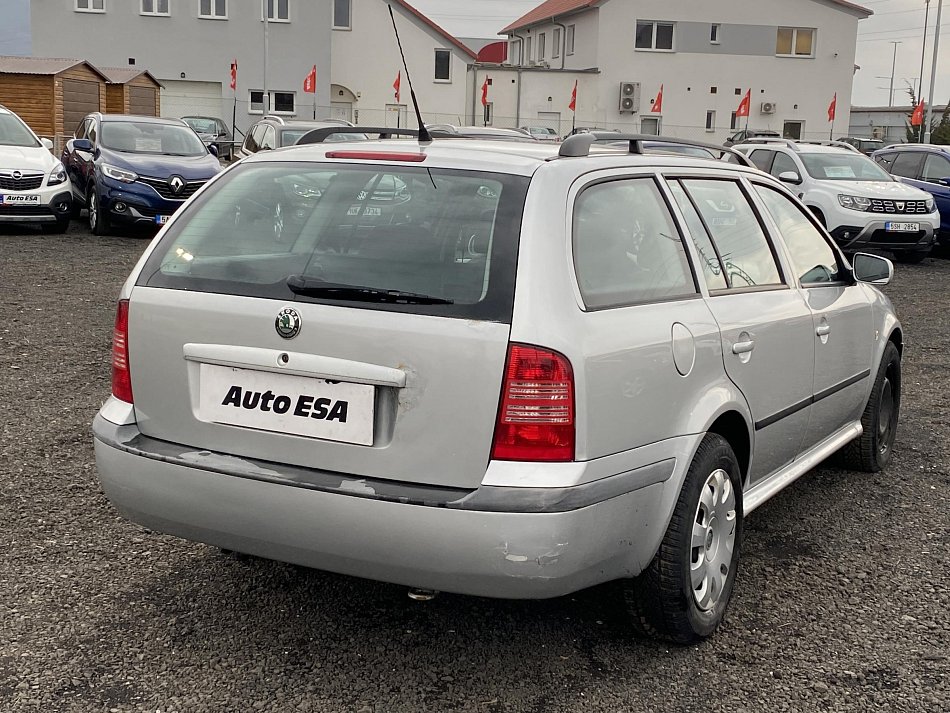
0, 104, 73, 233
735, 139, 939, 263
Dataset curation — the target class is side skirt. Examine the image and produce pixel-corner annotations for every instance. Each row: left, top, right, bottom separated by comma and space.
743, 421, 862, 515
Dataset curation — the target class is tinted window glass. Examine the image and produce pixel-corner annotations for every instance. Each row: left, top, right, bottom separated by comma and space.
573, 178, 696, 309
874, 152, 896, 172
667, 181, 727, 291
771, 152, 798, 178
140, 163, 528, 322
680, 179, 783, 289
922, 154, 950, 182
749, 149, 773, 171
74, 119, 88, 141
87, 120, 97, 145
889, 152, 922, 179
753, 184, 841, 284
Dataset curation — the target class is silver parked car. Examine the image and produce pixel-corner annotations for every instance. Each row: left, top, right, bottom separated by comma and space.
93, 133, 902, 643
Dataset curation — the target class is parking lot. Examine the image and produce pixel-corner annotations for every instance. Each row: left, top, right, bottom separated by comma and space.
1, 222, 948, 712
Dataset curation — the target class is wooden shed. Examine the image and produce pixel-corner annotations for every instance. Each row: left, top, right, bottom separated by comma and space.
100, 67, 162, 116
0, 56, 108, 141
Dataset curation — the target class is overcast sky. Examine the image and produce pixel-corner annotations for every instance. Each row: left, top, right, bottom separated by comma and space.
1, 0, 946, 107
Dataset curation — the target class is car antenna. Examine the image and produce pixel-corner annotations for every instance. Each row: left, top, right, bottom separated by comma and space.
388, 4, 431, 143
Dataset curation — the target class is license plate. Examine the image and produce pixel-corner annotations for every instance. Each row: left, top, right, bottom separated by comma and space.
885, 222, 919, 232
155, 215, 170, 225
0, 194, 40, 205
198, 364, 375, 445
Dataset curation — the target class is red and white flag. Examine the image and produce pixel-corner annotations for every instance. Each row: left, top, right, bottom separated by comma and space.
651, 84, 664, 113
481, 76, 490, 106
569, 80, 577, 112
827, 93, 837, 122
736, 89, 751, 118
303, 65, 317, 94
229, 60, 237, 91
393, 71, 401, 103
911, 99, 925, 126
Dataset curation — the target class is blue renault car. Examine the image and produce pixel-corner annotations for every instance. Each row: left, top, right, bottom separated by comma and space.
62, 114, 222, 235
872, 144, 950, 248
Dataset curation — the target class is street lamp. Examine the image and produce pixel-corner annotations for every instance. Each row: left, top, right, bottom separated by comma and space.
924, 0, 943, 143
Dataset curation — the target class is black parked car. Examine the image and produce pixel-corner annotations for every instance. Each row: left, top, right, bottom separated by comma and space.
181, 115, 234, 160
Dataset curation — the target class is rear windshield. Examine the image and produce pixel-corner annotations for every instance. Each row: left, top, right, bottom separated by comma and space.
139, 161, 529, 322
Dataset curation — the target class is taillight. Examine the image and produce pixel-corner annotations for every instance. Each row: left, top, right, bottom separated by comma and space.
491, 344, 575, 462
111, 299, 133, 403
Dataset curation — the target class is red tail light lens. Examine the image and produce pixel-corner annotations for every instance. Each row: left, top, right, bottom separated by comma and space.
111, 299, 133, 404
491, 344, 575, 462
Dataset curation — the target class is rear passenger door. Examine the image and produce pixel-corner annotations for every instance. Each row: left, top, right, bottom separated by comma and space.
751, 182, 873, 452
668, 176, 815, 483
921, 153, 950, 234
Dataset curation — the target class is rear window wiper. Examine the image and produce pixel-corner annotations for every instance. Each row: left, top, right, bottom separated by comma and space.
286, 275, 454, 305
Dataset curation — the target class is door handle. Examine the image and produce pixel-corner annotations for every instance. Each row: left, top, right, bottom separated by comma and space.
732, 340, 755, 355
816, 324, 832, 337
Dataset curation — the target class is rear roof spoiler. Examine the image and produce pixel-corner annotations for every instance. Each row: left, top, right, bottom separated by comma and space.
296, 126, 420, 145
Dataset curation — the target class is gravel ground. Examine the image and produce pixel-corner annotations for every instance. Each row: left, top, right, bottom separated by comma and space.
1, 222, 948, 713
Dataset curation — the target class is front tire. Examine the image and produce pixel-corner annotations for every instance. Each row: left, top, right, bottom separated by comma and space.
88, 186, 110, 236
622, 433, 743, 643
838, 341, 901, 472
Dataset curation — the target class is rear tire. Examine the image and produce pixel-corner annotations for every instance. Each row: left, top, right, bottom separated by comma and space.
622, 433, 743, 643
838, 341, 901, 472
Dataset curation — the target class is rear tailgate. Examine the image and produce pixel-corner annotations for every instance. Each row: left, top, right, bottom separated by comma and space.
128, 158, 529, 490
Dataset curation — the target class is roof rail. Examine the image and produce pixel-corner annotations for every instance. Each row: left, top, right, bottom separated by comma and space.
742, 137, 801, 150
295, 126, 420, 145
798, 139, 861, 153
262, 115, 287, 125
558, 132, 755, 168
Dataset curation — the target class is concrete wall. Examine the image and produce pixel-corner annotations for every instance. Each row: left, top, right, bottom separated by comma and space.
30, 0, 332, 135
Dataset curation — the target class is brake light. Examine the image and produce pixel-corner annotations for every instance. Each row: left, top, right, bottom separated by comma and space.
491, 344, 575, 462
325, 151, 426, 162
111, 299, 133, 404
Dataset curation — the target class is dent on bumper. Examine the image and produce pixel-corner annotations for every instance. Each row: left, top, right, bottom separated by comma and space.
92, 415, 676, 598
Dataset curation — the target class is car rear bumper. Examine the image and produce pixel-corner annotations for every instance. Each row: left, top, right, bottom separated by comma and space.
93, 413, 680, 599
830, 217, 937, 253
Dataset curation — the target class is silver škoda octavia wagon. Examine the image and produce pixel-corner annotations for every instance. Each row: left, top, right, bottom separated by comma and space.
94, 134, 902, 642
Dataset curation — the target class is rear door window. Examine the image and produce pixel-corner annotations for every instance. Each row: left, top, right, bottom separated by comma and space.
667, 180, 727, 291
140, 161, 529, 322
873, 152, 896, 172
890, 152, 923, 179
922, 154, 950, 182
748, 149, 774, 171
572, 177, 697, 309
679, 179, 784, 289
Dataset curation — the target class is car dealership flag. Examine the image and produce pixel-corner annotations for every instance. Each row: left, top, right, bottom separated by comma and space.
569, 80, 577, 112
827, 93, 837, 122
481, 76, 490, 106
736, 89, 751, 118
229, 60, 237, 91
303, 65, 317, 93
393, 71, 401, 102
911, 99, 925, 126
651, 84, 664, 113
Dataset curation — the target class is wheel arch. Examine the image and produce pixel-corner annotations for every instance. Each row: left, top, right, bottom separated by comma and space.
705, 410, 752, 485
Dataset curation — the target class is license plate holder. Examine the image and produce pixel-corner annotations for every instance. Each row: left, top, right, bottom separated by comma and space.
885, 222, 919, 233
0, 194, 40, 205
198, 364, 375, 445
155, 215, 170, 225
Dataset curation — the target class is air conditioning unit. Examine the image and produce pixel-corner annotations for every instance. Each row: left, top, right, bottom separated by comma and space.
760, 101, 777, 114
619, 82, 641, 113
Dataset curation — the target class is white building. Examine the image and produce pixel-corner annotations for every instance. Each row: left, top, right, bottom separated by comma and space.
329, 0, 477, 127
480, 0, 871, 141
849, 105, 948, 145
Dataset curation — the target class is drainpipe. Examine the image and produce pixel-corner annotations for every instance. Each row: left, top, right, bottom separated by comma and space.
552, 18, 567, 69
470, 64, 478, 125
511, 32, 525, 126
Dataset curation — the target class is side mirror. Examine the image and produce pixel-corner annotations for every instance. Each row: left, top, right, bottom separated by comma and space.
852, 252, 894, 286
41, 137, 54, 150
208, 144, 219, 157
778, 171, 803, 185
73, 138, 93, 152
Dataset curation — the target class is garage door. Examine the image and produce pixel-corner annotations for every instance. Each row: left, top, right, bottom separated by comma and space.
129, 86, 158, 116
160, 80, 224, 120
62, 79, 100, 134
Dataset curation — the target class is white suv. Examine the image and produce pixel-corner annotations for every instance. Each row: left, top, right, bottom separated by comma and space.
0, 104, 73, 233
735, 139, 939, 263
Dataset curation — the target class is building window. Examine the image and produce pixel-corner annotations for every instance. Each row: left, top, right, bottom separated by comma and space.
553, 27, 561, 58
730, 111, 738, 130
776, 27, 814, 57
434, 49, 451, 81
636, 21, 674, 51
640, 116, 660, 135
783, 120, 804, 140
705, 110, 716, 132
333, 0, 350, 29
263, 0, 290, 22
75, 0, 105, 11
710, 23, 720, 43
199, 0, 227, 19
509, 40, 521, 65
710, 86, 717, 94
566, 25, 575, 55
250, 90, 265, 114
538, 33, 546, 61
141, 0, 169, 15
272, 91, 295, 114
525, 36, 532, 64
